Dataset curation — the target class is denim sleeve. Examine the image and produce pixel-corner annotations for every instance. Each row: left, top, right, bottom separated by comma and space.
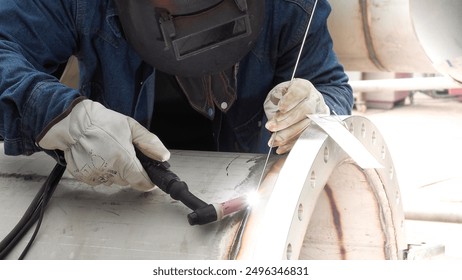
275, 0, 353, 115
0, 0, 81, 155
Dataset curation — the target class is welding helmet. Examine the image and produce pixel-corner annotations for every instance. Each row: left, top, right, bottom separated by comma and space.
114, 0, 265, 77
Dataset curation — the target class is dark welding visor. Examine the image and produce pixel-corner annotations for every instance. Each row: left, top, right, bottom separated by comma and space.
114, 0, 265, 77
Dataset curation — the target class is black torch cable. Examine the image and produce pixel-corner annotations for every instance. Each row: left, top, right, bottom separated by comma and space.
0, 163, 65, 260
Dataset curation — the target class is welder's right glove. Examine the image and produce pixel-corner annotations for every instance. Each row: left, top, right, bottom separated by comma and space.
264, 78, 330, 154
37, 98, 170, 191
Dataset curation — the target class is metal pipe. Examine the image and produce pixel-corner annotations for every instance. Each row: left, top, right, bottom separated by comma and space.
406, 209, 462, 224
328, 0, 462, 83
349, 76, 462, 93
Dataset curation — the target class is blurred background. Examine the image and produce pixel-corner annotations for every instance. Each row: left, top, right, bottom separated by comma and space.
327, 0, 462, 259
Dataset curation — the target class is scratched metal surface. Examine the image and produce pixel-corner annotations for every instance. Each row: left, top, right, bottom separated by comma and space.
0, 116, 406, 260
0, 144, 272, 260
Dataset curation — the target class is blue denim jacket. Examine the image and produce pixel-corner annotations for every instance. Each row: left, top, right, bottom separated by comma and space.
0, 0, 353, 156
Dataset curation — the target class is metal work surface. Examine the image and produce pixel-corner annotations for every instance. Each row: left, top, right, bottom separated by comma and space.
0, 149, 272, 259
0, 116, 405, 260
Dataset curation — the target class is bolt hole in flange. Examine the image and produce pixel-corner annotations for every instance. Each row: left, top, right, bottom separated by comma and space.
310, 171, 316, 188
298, 203, 304, 221
286, 243, 293, 259
381, 145, 387, 160
372, 131, 377, 145
323, 146, 329, 163
361, 122, 366, 138
348, 122, 354, 133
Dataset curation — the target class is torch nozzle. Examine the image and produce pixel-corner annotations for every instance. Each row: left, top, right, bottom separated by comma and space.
138, 148, 251, 226
188, 195, 250, 225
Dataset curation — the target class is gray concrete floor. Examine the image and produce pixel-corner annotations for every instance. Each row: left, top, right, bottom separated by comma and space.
355, 91, 462, 259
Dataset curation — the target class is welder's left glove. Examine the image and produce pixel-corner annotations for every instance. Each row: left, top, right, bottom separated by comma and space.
264, 78, 330, 154
37, 99, 170, 192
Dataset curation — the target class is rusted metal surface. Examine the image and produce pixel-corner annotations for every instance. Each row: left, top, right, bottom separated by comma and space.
300, 161, 397, 259
235, 116, 405, 260
324, 184, 347, 260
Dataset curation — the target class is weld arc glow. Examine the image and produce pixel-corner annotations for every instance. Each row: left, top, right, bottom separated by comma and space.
217, 191, 260, 220
245, 191, 260, 207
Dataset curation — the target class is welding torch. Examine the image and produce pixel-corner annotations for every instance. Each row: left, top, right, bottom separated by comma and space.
136, 150, 249, 225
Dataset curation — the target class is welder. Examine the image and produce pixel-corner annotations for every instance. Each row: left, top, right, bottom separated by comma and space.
0, 0, 353, 192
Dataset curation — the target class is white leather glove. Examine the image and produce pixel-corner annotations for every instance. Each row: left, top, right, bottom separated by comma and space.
264, 78, 330, 154
37, 99, 170, 191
